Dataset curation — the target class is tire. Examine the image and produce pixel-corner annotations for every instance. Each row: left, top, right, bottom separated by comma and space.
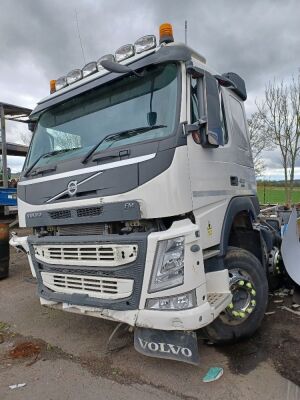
203, 247, 268, 344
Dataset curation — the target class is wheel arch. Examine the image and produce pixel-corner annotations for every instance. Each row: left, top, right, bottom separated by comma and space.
219, 196, 263, 264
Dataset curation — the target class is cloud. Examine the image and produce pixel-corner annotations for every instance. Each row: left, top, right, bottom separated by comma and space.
1, 0, 299, 106
7, 156, 25, 173
1, 0, 300, 175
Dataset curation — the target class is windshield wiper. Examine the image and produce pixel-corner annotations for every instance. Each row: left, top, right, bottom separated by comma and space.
82, 125, 167, 164
24, 148, 80, 177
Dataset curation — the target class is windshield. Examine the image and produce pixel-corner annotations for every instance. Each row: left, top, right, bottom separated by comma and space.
25, 63, 179, 170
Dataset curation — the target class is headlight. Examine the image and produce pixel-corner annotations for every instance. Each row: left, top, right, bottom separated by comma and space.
97, 54, 115, 71
55, 76, 67, 91
146, 290, 196, 311
134, 35, 156, 53
115, 44, 135, 62
149, 236, 185, 293
66, 69, 83, 85
82, 61, 97, 77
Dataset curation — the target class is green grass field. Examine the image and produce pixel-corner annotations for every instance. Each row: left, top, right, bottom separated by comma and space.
257, 185, 300, 204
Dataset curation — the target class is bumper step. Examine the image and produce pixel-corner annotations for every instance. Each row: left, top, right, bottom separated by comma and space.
207, 292, 232, 316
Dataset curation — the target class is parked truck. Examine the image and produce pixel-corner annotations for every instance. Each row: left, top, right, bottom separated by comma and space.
10, 24, 294, 364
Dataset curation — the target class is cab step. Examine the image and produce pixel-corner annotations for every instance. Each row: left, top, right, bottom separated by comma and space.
207, 292, 232, 317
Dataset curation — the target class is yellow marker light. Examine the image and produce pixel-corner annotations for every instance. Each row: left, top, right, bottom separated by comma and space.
251, 300, 256, 306
159, 23, 174, 44
246, 282, 252, 288
238, 280, 245, 286
50, 80, 56, 94
251, 289, 256, 296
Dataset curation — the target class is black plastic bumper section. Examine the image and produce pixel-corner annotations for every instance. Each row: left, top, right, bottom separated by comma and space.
28, 233, 149, 311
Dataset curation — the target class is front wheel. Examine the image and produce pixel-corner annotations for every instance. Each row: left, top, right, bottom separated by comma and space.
203, 247, 268, 344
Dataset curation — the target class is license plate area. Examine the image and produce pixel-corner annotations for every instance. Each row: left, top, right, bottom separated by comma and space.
134, 328, 199, 365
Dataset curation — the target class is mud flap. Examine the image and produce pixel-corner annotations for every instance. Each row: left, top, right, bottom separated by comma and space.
281, 208, 300, 285
134, 327, 199, 365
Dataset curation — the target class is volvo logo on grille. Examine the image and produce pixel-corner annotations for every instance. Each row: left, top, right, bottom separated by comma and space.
67, 180, 78, 196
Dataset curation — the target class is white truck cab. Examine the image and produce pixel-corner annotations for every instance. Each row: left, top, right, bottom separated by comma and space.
12, 24, 276, 364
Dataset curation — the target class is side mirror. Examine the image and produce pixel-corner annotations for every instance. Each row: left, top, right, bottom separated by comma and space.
204, 72, 224, 147
28, 121, 37, 132
187, 65, 224, 147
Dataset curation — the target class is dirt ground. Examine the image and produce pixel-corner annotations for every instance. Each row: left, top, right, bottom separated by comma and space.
0, 234, 299, 400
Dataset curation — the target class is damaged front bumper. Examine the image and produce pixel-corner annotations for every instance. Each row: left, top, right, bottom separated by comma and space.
10, 224, 231, 364
10, 221, 231, 356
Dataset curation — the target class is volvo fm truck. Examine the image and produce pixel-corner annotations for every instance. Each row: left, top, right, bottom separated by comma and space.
11, 24, 287, 364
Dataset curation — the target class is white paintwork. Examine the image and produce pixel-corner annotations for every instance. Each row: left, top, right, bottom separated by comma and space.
9, 235, 36, 277
206, 270, 230, 293
186, 58, 256, 250
17, 146, 192, 226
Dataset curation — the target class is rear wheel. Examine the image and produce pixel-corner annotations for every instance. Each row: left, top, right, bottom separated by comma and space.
203, 247, 268, 344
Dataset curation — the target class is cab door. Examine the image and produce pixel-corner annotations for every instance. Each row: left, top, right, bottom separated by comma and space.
186, 68, 255, 249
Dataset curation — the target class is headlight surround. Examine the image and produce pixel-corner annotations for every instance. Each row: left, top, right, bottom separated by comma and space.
149, 236, 185, 293
146, 290, 196, 311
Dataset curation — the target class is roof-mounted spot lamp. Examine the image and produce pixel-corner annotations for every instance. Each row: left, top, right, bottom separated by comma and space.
159, 23, 174, 45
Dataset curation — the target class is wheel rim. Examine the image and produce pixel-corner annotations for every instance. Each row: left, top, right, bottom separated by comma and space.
220, 268, 257, 326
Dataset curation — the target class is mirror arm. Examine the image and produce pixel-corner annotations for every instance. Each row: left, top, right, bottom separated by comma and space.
183, 116, 207, 136
186, 61, 205, 78
214, 74, 236, 89
100, 60, 144, 78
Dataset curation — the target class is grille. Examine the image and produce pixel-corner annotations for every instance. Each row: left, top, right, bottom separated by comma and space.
57, 223, 108, 236
34, 243, 138, 267
77, 207, 103, 218
41, 271, 133, 299
49, 210, 71, 220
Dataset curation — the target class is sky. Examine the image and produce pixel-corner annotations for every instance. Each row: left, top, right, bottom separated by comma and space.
0, 0, 300, 177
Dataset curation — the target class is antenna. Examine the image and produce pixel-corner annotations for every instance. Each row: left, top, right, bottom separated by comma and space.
75, 9, 86, 65
185, 20, 188, 45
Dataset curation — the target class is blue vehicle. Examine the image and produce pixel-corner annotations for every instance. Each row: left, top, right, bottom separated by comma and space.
0, 188, 17, 207
0, 102, 31, 213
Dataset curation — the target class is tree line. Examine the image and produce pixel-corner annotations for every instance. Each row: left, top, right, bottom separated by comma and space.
249, 72, 300, 206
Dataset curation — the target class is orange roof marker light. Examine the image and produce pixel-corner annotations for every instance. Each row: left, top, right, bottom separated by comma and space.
50, 80, 56, 94
159, 23, 174, 45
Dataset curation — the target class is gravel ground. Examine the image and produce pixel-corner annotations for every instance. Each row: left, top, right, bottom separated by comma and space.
0, 233, 299, 400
